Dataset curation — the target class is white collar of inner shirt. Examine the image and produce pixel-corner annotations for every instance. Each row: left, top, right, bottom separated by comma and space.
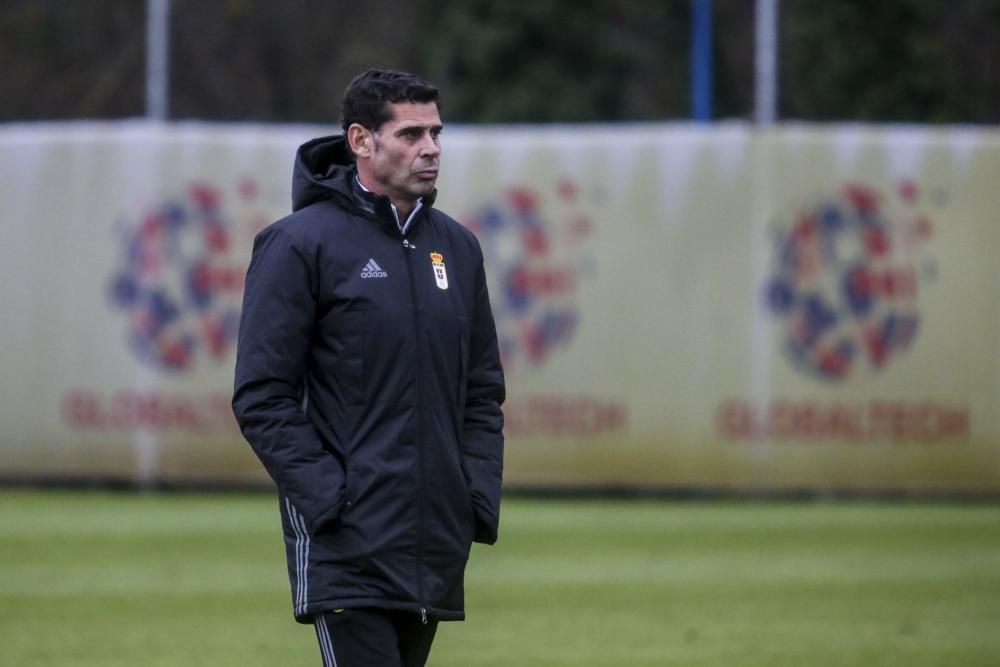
355, 176, 423, 236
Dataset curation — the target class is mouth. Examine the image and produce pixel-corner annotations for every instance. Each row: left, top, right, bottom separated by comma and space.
415, 162, 439, 178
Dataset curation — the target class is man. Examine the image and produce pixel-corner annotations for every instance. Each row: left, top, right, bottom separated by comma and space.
232, 69, 505, 666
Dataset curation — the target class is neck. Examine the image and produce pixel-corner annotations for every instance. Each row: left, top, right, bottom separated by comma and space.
394, 201, 414, 222
355, 173, 416, 224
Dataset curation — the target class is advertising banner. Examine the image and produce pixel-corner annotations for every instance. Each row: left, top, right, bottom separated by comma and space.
1, 122, 997, 493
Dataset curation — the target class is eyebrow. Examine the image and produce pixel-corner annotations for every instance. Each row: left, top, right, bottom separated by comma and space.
394, 123, 444, 136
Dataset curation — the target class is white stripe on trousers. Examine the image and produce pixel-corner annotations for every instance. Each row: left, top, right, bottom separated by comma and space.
284, 498, 310, 617
314, 612, 338, 667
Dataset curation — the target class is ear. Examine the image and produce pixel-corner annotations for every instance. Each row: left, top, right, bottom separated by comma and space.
347, 123, 373, 159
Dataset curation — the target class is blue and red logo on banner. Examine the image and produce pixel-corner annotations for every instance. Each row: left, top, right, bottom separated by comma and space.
462, 181, 597, 374
109, 181, 265, 372
463, 181, 625, 436
764, 182, 938, 381
719, 181, 968, 444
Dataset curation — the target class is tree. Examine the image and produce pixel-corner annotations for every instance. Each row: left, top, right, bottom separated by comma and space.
781, 0, 1000, 123
418, 0, 691, 122
1, 0, 998, 123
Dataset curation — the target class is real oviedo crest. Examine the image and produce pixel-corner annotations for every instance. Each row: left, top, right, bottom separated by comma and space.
430, 252, 448, 290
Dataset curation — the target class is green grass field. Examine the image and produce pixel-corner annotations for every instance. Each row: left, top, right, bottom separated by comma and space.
1, 490, 998, 666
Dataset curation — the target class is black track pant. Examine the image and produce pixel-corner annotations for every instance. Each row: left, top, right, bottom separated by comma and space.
313, 608, 439, 667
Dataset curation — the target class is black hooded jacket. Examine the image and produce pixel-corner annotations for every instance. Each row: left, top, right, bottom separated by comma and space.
232, 134, 505, 623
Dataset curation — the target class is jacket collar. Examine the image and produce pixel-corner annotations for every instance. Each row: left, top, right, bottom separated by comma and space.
351, 174, 434, 236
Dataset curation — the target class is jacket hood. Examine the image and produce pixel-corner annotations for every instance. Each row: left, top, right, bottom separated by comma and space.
291, 134, 356, 212
290, 134, 438, 218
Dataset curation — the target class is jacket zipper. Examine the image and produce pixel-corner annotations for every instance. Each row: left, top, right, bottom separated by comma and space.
401, 235, 428, 624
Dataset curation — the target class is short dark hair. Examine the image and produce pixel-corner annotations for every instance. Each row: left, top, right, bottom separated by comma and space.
340, 69, 440, 133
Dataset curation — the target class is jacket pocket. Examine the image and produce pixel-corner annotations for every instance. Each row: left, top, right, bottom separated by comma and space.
341, 459, 375, 514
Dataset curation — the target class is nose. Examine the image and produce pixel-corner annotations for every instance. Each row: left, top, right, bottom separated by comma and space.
420, 134, 440, 158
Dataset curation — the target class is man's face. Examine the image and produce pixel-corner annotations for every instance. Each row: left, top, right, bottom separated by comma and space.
366, 102, 442, 205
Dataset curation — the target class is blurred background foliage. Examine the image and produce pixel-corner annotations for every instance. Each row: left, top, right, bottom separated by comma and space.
1, 0, 998, 124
